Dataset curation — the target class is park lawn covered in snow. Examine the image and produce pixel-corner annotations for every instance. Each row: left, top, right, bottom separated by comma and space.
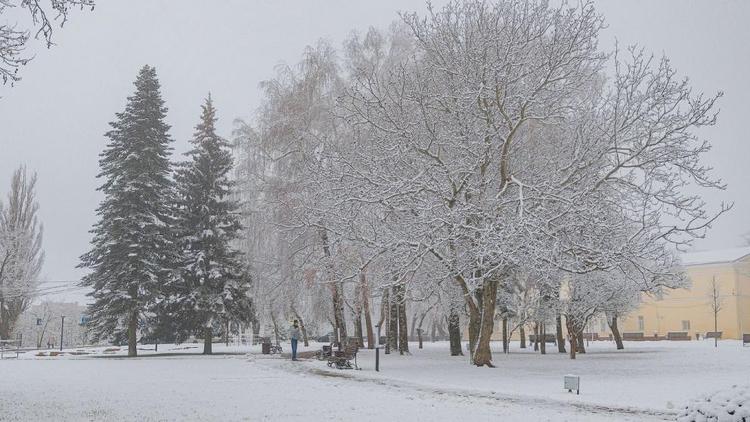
294, 339, 750, 417
1, 340, 748, 421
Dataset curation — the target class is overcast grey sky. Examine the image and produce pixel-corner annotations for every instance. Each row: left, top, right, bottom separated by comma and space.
1, 0, 748, 302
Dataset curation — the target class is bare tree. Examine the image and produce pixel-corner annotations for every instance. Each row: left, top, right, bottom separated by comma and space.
708, 276, 723, 348
0, 166, 44, 339
0, 0, 94, 85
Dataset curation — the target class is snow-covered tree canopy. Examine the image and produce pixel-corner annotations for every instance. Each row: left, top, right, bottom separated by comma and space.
0, 165, 44, 339
234, 0, 728, 366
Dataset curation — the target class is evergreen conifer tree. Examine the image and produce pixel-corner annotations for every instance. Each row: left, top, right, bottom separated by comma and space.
169, 95, 252, 354
79, 65, 174, 357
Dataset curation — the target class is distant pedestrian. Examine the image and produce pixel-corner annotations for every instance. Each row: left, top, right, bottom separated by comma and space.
289, 320, 301, 361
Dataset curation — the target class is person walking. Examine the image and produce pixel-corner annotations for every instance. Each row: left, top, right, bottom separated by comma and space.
289, 320, 301, 361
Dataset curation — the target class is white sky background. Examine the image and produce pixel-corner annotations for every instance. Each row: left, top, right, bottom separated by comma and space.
0, 0, 748, 304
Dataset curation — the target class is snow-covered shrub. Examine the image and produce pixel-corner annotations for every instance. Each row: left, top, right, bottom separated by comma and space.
677, 385, 750, 422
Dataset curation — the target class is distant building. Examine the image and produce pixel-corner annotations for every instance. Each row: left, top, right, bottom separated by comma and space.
618, 246, 750, 340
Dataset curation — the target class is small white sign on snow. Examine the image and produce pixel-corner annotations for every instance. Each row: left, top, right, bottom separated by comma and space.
564, 375, 580, 395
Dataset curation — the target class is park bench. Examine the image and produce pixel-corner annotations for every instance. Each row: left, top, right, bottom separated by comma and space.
582, 333, 600, 341
667, 331, 690, 341
316, 343, 339, 360
0, 338, 22, 359
622, 332, 644, 341
529, 333, 557, 343
743, 334, 750, 347
705, 331, 722, 340
327, 341, 359, 370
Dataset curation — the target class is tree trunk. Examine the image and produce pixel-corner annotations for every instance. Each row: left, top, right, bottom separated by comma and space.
351, 283, 364, 348
270, 312, 280, 345
388, 287, 398, 351
252, 316, 261, 345
320, 227, 346, 341
472, 277, 499, 367
540, 323, 547, 355
409, 311, 418, 341
467, 288, 482, 357
203, 327, 212, 355
127, 311, 138, 357
576, 329, 586, 354
502, 317, 508, 354
353, 308, 364, 348
430, 320, 437, 343
378, 288, 388, 341
360, 272, 375, 349
224, 319, 229, 347
331, 281, 347, 342
448, 309, 463, 356
608, 315, 624, 350
417, 311, 429, 349
533, 323, 539, 352
519, 325, 526, 349
556, 315, 566, 353
565, 316, 576, 360
396, 284, 409, 355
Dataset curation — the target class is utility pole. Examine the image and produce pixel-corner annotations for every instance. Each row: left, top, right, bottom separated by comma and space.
60, 315, 65, 351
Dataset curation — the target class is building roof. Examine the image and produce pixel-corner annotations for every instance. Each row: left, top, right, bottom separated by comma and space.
680, 246, 750, 266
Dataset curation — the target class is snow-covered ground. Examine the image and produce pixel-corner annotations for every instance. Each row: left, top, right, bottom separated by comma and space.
1, 340, 748, 421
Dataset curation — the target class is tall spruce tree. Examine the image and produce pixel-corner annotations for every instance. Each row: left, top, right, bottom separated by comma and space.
79, 65, 174, 357
169, 95, 252, 354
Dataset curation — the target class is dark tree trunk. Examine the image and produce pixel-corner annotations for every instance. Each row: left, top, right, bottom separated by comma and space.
565, 316, 576, 360
608, 315, 624, 350
251, 310, 261, 344
396, 284, 409, 354
467, 288, 482, 357
224, 319, 230, 346
473, 277, 499, 367
388, 287, 398, 351
270, 312, 281, 345
203, 327, 212, 355
540, 323, 546, 355
409, 312, 418, 341
352, 283, 364, 348
556, 315, 566, 353
127, 312, 138, 357
576, 329, 586, 354
360, 272, 375, 349
503, 318, 509, 353
448, 309, 463, 356
519, 325, 526, 349
320, 227, 346, 341
533, 323, 539, 352
416, 309, 430, 350
331, 281, 347, 342
430, 320, 437, 343
353, 309, 364, 348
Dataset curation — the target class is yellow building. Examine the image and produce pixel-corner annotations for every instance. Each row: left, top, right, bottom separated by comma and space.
617, 247, 750, 340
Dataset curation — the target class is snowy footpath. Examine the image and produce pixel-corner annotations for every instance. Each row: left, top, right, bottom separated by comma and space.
0, 340, 747, 421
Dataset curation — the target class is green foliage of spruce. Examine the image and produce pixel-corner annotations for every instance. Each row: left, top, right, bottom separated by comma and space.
166, 95, 253, 349
79, 65, 175, 353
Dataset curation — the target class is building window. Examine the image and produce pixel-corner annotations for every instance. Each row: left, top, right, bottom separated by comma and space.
682, 320, 690, 331
637, 316, 645, 331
